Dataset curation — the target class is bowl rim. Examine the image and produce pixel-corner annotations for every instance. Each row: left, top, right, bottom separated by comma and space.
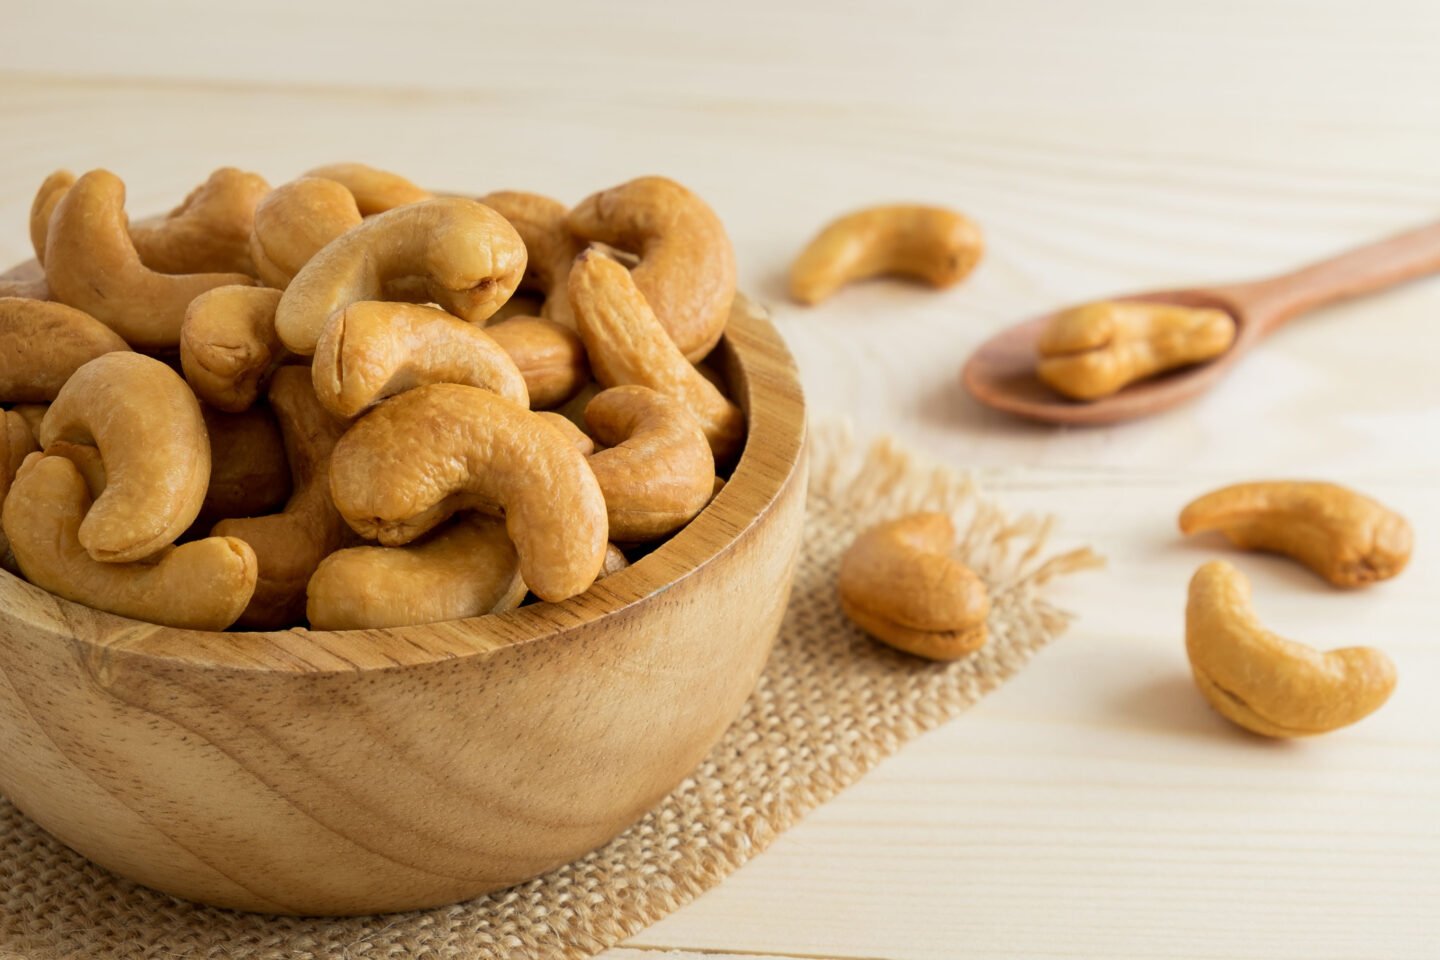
0, 273, 807, 675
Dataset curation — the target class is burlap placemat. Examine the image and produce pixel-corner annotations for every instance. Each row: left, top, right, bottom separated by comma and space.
0, 427, 1100, 960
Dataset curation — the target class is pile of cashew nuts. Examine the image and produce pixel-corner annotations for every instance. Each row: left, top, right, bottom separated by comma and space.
1, 164, 743, 631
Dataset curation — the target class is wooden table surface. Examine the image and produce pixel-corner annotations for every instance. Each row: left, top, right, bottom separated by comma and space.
2, 2, 1437, 957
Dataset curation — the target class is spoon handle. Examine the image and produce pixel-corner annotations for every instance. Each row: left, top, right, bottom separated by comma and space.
1214, 220, 1440, 335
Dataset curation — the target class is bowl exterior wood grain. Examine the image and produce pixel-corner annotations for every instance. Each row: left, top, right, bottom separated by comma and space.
0, 289, 806, 916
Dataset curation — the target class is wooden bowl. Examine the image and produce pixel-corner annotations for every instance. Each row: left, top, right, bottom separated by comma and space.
0, 283, 807, 916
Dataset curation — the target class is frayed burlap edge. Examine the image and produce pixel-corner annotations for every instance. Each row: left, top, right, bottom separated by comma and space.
0, 424, 1101, 960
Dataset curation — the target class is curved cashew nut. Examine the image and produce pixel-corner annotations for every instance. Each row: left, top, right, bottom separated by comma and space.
328, 383, 608, 602
3, 454, 257, 630
536, 411, 595, 455
40, 353, 209, 563
11, 405, 47, 441
179, 285, 285, 412
485, 315, 589, 409
789, 204, 984, 305
837, 512, 990, 660
302, 162, 432, 215
1180, 481, 1411, 587
212, 366, 350, 629
566, 176, 735, 361
312, 301, 528, 418
127, 167, 271, 276
43, 170, 255, 349
480, 190, 585, 329
248, 177, 364, 289
1037, 301, 1236, 401
0, 411, 39, 568
274, 197, 527, 354
1, 298, 130, 403
29, 170, 75, 265
597, 542, 630, 580
569, 250, 745, 462
200, 406, 292, 523
306, 515, 525, 630
1186, 561, 1396, 737
584, 386, 715, 542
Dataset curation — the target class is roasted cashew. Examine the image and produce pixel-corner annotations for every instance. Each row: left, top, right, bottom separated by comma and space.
312, 301, 528, 418
566, 176, 736, 361
536, 411, 595, 454
302, 162, 432, 216
598, 542, 630, 580
3, 454, 257, 630
274, 198, 527, 354
179, 285, 285, 412
584, 386, 715, 542
306, 515, 525, 630
485, 315, 590, 409
1180, 481, 1412, 587
43, 170, 255, 349
11, 405, 47, 440
1037, 300, 1236, 400
28, 170, 75, 265
328, 383, 608, 602
480, 190, 584, 329
212, 366, 350, 628
40, 353, 209, 563
248, 177, 363, 289
0, 411, 39, 568
126, 167, 271, 276
568, 250, 745, 462
44, 439, 108, 499
1186, 561, 1396, 737
789, 204, 984, 305
200, 406, 292, 523
837, 512, 990, 660
0, 298, 130, 403
0, 276, 49, 300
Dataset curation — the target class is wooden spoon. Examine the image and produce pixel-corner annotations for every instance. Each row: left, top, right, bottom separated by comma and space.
963, 221, 1440, 425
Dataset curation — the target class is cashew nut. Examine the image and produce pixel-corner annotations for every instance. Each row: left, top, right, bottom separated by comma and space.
1036, 300, 1236, 400
179, 285, 285, 412
200, 405, 292, 523
568, 250, 745, 462
1180, 481, 1412, 588
789, 204, 984, 305
127, 167, 271, 276
43, 170, 255, 349
274, 198, 527, 354
2, 454, 257, 630
312, 301, 528, 418
480, 190, 584, 329
40, 353, 209, 563
29, 170, 75, 265
328, 383, 608, 602
212, 366, 350, 628
598, 542, 630, 580
11, 405, 47, 441
306, 515, 525, 630
485, 315, 590, 409
1, 298, 130, 403
248, 177, 364, 289
1186, 561, 1396, 737
0, 411, 39, 569
566, 176, 735, 361
837, 512, 990, 660
43, 439, 108, 499
536, 411, 595, 455
302, 162, 432, 215
583, 386, 715, 542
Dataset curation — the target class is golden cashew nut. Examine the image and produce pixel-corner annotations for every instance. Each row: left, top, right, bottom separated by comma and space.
0, 298, 130, 403
566, 176, 736, 361
536, 411, 595, 455
597, 542, 630, 580
306, 515, 525, 630
837, 512, 990, 660
127, 167, 271, 276
248, 177, 364, 289
43, 170, 255, 349
0, 411, 39, 568
179, 285, 285, 412
1036, 301, 1236, 401
28, 170, 75, 264
328, 383, 608, 602
485, 315, 590, 409
40, 353, 209, 563
1180, 481, 1412, 588
312, 301, 528, 418
584, 386, 716, 542
212, 366, 350, 629
274, 197, 527, 354
200, 406, 292, 523
568, 250, 745, 462
1186, 561, 1396, 737
480, 190, 585, 329
3, 454, 257, 630
10, 405, 47, 441
302, 162, 432, 216
789, 204, 984, 305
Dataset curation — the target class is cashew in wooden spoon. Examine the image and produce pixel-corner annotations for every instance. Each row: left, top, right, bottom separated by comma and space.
0, 298, 130, 403
1186, 561, 1396, 737
480, 190, 585, 329
200, 405, 292, 523
485, 315, 590, 409
179, 285, 286, 412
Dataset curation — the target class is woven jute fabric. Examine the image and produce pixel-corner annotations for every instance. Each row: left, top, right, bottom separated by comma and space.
0, 428, 1099, 960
